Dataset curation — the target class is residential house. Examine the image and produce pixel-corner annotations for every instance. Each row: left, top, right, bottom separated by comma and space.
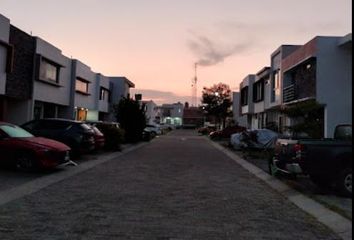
281, 34, 352, 137
2, 25, 35, 124
96, 74, 111, 121
0, 14, 11, 121
32, 37, 73, 120
71, 60, 98, 121
142, 100, 158, 125
264, 45, 300, 132
239, 74, 256, 129
231, 92, 247, 127
109, 76, 135, 121
251, 67, 270, 129
182, 104, 204, 128
156, 102, 184, 127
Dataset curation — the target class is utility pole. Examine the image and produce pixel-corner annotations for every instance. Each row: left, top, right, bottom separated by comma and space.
191, 63, 198, 106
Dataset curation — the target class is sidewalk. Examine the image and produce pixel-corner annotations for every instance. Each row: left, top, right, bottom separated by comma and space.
210, 140, 352, 240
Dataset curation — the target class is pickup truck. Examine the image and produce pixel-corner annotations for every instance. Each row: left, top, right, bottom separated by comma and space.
269, 124, 352, 197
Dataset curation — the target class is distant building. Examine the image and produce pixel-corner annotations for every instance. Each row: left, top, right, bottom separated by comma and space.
182, 106, 204, 128
156, 102, 184, 127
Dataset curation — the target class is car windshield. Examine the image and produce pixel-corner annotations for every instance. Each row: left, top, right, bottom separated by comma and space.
0, 125, 34, 138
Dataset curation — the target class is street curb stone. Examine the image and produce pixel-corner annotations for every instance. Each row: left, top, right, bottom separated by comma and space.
209, 140, 352, 240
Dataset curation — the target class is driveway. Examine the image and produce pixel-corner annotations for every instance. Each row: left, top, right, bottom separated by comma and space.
0, 130, 340, 239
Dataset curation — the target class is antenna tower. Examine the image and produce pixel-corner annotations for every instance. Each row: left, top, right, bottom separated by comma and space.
191, 63, 198, 106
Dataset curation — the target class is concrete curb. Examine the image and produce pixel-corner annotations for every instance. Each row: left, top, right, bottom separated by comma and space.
209, 140, 352, 240
0, 142, 148, 207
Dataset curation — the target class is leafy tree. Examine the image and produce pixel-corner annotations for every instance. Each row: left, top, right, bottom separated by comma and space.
201, 83, 232, 128
113, 97, 146, 143
281, 100, 324, 138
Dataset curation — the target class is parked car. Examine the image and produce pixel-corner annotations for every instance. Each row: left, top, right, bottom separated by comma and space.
22, 118, 95, 157
231, 129, 279, 150
209, 125, 246, 139
142, 129, 153, 141
0, 122, 70, 170
91, 126, 105, 150
269, 124, 352, 197
197, 125, 217, 135
85, 121, 123, 150
144, 124, 162, 137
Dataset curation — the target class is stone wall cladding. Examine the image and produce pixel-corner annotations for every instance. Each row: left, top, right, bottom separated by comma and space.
6, 25, 35, 99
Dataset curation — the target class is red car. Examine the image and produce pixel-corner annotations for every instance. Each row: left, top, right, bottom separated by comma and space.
0, 122, 71, 170
91, 126, 105, 150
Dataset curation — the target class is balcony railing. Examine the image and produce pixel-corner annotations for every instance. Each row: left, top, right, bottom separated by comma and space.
283, 84, 297, 103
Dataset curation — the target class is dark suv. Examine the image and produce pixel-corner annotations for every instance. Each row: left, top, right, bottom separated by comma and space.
22, 118, 95, 157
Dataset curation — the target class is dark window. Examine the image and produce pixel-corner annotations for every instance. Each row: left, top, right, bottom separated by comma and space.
253, 79, 264, 102
99, 87, 111, 101
240, 87, 248, 106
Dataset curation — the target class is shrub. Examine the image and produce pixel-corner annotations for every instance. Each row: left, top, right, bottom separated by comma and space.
96, 123, 125, 151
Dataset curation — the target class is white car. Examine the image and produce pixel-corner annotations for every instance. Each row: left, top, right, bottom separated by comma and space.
144, 124, 162, 136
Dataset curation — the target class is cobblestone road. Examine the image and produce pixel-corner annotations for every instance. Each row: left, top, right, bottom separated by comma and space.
0, 130, 340, 239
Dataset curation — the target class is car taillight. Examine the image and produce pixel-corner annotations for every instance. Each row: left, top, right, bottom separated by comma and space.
293, 144, 303, 159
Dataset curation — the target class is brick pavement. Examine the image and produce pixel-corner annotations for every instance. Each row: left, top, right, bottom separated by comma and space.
0, 130, 340, 239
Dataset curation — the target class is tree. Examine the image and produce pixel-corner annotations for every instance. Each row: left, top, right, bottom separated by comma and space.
201, 83, 232, 128
113, 97, 146, 143
280, 100, 324, 138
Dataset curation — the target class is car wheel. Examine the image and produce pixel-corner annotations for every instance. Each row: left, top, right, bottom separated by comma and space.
16, 152, 37, 171
335, 167, 352, 198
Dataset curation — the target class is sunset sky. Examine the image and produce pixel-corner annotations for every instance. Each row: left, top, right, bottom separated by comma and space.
1, 0, 351, 104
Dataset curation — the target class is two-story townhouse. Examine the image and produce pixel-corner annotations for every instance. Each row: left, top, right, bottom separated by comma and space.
264, 45, 300, 132
232, 92, 247, 127
71, 60, 98, 121
141, 100, 158, 125
281, 34, 352, 138
251, 67, 270, 129
32, 37, 73, 120
2, 25, 35, 125
239, 74, 256, 129
108, 76, 135, 121
0, 14, 12, 121
96, 74, 111, 121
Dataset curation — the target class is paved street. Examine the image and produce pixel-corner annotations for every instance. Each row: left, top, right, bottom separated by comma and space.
0, 130, 340, 239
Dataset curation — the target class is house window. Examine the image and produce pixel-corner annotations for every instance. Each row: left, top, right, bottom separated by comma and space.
40, 58, 60, 83
253, 79, 264, 102
75, 78, 89, 94
99, 87, 111, 101
240, 86, 248, 106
